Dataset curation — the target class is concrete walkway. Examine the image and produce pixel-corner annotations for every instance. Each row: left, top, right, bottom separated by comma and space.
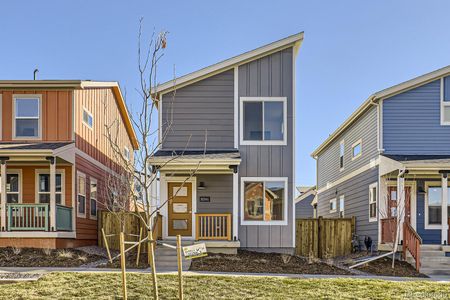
0, 267, 449, 282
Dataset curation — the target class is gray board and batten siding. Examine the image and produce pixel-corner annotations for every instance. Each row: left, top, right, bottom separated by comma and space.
237, 47, 295, 250
196, 174, 233, 214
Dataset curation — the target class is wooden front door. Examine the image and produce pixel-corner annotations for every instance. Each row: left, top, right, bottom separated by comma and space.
388, 186, 411, 224
168, 182, 192, 237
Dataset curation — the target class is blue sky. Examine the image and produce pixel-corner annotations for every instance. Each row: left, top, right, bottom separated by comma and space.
1, 1, 450, 187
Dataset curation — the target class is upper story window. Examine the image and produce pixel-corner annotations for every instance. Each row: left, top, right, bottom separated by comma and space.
352, 139, 362, 160
339, 140, 345, 170
82, 108, 93, 129
13, 95, 41, 139
441, 76, 450, 125
240, 97, 287, 145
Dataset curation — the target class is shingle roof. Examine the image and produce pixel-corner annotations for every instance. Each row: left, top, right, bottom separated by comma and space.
0, 142, 73, 150
382, 154, 450, 166
153, 149, 240, 161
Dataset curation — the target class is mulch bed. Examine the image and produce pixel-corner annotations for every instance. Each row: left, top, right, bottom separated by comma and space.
0, 247, 103, 267
189, 250, 351, 275
99, 250, 150, 269
355, 257, 428, 278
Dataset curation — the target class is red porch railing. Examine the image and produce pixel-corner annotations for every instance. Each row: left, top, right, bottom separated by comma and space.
403, 222, 422, 272
381, 217, 397, 243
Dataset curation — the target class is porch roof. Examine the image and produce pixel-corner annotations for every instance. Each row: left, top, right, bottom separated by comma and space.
0, 142, 75, 163
381, 154, 450, 172
0, 142, 72, 151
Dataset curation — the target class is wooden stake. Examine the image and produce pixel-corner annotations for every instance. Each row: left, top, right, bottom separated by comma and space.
119, 232, 128, 300
102, 228, 113, 263
136, 227, 143, 267
176, 235, 184, 300
148, 230, 159, 300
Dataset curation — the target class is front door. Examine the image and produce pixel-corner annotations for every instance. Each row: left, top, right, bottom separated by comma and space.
388, 186, 411, 224
167, 182, 192, 237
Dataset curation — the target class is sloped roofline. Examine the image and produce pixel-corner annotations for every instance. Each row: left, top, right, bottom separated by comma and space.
311, 65, 450, 158
0, 80, 139, 150
154, 32, 304, 95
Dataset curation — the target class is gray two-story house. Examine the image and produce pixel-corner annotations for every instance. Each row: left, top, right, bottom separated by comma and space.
149, 33, 303, 254
312, 66, 450, 275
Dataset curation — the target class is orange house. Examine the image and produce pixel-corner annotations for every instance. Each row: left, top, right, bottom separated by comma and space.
0, 80, 138, 248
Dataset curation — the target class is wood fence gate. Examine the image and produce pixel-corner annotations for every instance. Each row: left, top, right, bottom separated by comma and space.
295, 217, 355, 258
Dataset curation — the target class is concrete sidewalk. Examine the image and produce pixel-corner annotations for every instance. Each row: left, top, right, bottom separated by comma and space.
0, 267, 449, 282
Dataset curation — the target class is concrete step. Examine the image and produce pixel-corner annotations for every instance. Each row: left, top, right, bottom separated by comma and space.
420, 244, 443, 251
421, 250, 446, 257
420, 268, 450, 276
420, 256, 450, 263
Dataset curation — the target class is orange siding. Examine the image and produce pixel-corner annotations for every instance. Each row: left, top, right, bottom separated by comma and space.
0, 238, 95, 249
0, 90, 73, 142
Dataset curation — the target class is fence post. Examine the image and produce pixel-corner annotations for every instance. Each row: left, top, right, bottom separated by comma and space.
318, 216, 323, 259
119, 232, 127, 300
351, 216, 356, 234
176, 235, 184, 300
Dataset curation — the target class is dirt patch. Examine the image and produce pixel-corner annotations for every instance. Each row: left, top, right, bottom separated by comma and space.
99, 250, 149, 269
355, 257, 428, 278
0, 247, 103, 268
189, 250, 350, 275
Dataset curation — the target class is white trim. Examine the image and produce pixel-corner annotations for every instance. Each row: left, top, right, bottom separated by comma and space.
339, 140, 345, 171
158, 93, 162, 147
339, 194, 345, 217
232, 172, 238, 240
329, 198, 337, 213
239, 97, 287, 146
442, 175, 448, 244
369, 182, 378, 222
378, 99, 384, 152
424, 181, 446, 230
160, 175, 197, 240
34, 169, 65, 206
240, 177, 288, 226
12, 94, 42, 140
295, 189, 316, 204
76, 171, 86, 218
0, 169, 23, 204
123, 146, 130, 161
0, 94, 2, 140
440, 77, 450, 126
292, 45, 297, 248
89, 177, 98, 220
72, 165, 76, 233
351, 139, 362, 161
385, 180, 417, 230
234, 66, 239, 149
82, 106, 94, 130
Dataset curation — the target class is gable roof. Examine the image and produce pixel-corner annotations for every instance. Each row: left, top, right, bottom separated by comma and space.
0, 80, 139, 150
311, 65, 450, 158
154, 32, 304, 96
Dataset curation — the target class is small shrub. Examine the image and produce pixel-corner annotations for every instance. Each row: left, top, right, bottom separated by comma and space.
12, 247, 22, 255
77, 255, 88, 262
42, 248, 52, 256
57, 250, 74, 259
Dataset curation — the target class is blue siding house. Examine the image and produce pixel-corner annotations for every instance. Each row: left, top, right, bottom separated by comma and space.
312, 66, 450, 275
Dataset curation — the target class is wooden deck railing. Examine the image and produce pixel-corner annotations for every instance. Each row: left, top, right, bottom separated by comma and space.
403, 222, 422, 271
381, 217, 397, 244
196, 213, 231, 240
7, 203, 49, 231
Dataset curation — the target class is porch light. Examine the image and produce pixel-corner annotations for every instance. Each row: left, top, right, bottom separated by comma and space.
198, 182, 206, 190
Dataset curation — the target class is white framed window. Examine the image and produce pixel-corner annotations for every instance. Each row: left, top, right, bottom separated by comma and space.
441, 76, 450, 125
13, 95, 41, 139
77, 172, 86, 217
90, 178, 98, 219
35, 170, 65, 205
339, 140, 345, 170
240, 97, 287, 145
339, 195, 345, 218
124, 146, 130, 161
369, 182, 377, 222
240, 177, 288, 225
82, 108, 93, 129
0, 170, 22, 203
330, 198, 337, 213
424, 182, 450, 229
351, 139, 362, 160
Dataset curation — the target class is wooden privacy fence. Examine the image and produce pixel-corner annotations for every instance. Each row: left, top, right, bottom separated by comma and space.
98, 211, 162, 252
295, 217, 355, 258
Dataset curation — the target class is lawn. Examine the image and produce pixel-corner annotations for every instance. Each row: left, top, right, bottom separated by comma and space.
0, 272, 449, 299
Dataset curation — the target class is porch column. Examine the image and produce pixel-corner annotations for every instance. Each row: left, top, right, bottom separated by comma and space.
47, 156, 56, 231
0, 158, 7, 231
397, 170, 406, 244
232, 169, 239, 241
442, 173, 448, 245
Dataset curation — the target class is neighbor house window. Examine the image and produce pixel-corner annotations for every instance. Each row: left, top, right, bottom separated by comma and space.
37, 172, 63, 205
90, 178, 97, 219
240, 97, 287, 145
14, 95, 41, 138
82, 108, 93, 129
124, 147, 130, 161
0, 173, 21, 203
441, 76, 450, 125
352, 139, 362, 159
77, 172, 86, 217
369, 182, 377, 222
339, 195, 345, 218
241, 177, 287, 225
330, 198, 337, 213
339, 140, 345, 170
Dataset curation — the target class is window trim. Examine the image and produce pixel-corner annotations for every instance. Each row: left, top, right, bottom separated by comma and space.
0, 169, 23, 203
369, 182, 378, 222
441, 77, 450, 125
12, 94, 42, 140
89, 177, 98, 220
77, 171, 87, 218
424, 181, 449, 230
34, 169, 65, 206
124, 146, 130, 161
239, 97, 287, 146
339, 195, 345, 217
351, 139, 362, 160
329, 198, 337, 213
82, 107, 94, 129
339, 140, 345, 171
240, 177, 288, 226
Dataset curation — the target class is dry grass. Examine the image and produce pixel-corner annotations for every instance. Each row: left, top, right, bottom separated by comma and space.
77, 255, 88, 262
56, 250, 73, 259
42, 248, 52, 256
0, 272, 448, 299
11, 247, 21, 255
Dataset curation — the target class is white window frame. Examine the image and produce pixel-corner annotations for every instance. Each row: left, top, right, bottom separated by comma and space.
339, 195, 345, 218
329, 198, 337, 213
441, 77, 450, 125
239, 97, 287, 146
12, 94, 42, 140
82, 107, 94, 129
89, 177, 98, 220
77, 171, 87, 218
0, 169, 23, 203
369, 182, 378, 222
339, 140, 345, 171
124, 146, 130, 161
351, 139, 362, 160
240, 177, 288, 225
35, 169, 65, 206
424, 181, 449, 230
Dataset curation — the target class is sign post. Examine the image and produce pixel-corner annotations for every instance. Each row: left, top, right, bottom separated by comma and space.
176, 235, 184, 300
